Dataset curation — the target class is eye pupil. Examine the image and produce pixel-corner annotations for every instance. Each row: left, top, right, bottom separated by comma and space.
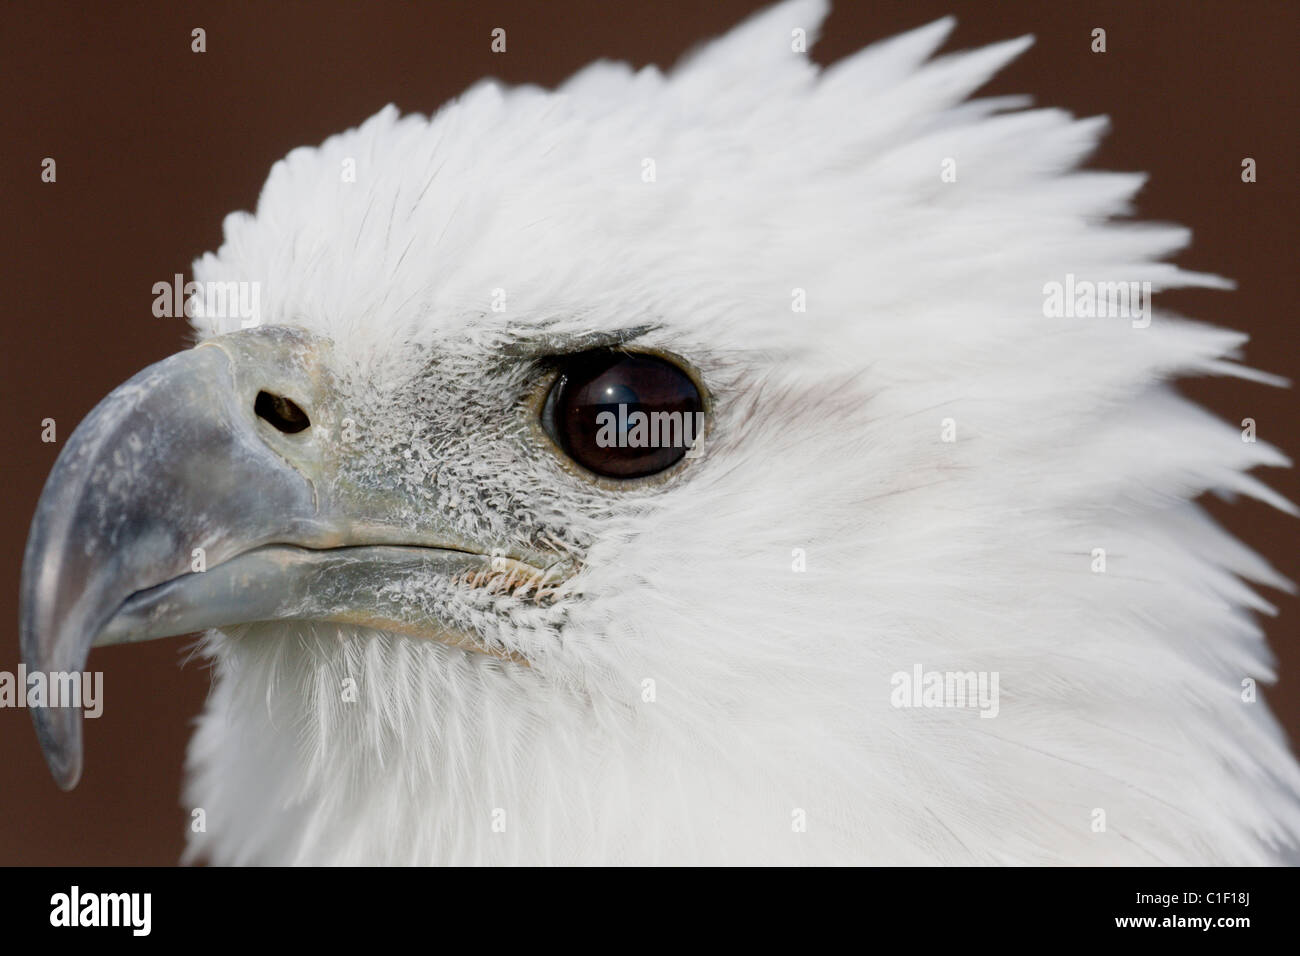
543, 352, 703, 479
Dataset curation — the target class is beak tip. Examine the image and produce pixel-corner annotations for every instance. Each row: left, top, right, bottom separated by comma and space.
31, 705, 83, 791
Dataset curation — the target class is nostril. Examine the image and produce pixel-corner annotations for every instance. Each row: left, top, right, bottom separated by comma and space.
255, 391, 311, 434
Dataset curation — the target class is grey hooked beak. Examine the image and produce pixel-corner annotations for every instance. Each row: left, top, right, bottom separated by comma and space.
21, 341, 322, 789
21, 329, 552, 790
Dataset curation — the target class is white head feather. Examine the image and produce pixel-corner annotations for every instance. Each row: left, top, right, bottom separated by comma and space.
182, 0, 1299, 864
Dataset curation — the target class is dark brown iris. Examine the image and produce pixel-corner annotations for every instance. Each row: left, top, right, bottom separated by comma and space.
543, 351, 703, 479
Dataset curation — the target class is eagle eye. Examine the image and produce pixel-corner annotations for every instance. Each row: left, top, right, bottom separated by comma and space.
540, 351, 703, 479
255, 390, 311, 433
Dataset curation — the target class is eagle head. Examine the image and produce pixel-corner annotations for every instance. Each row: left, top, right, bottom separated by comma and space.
22, 0, 1300, 864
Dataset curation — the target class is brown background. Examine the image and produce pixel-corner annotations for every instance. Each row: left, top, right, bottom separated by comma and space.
1, 0, 1296, 864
